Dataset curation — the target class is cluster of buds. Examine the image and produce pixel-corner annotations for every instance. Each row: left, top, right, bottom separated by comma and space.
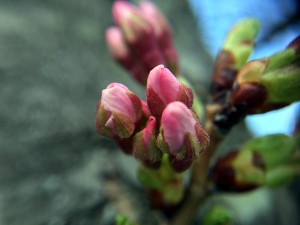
106, 0, 179, 85
211, 134, 297, 192
213, 25, 300, 133
96, 65, 209, 172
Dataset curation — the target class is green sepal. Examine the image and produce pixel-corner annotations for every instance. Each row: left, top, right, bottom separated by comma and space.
156, 129, 170, 154
132, 130, 162, 167
112, 111, 135, 138
243, 134, 297, 169
97, 104, 112, 138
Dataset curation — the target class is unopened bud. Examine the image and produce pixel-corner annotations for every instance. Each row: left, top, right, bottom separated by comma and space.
96, 83, 142, 139
146, 65, 193, 118
234, 35, 300, 110
105, 27, 146, 84
133, 116, 162, 168
216, 35, 300, 132
139, 0, 179, 74
211, 19, 260, 102
157, 102, 209, 172
212, 149, 266, 192
112, 1, 166, 75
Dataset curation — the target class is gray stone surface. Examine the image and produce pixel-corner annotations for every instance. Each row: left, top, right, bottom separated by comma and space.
0, 1, 212, 225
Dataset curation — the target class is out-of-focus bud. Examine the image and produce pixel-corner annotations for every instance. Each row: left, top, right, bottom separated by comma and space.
233, 35, 300, 111
212, 134, 298, 191
96, 83, 143, 139
132, 116, 162, 168
112, 1, 166, 80
146, 65, 193, 118
139, 0, 179, 74
212, 149, 266, 192
211, 19, 260, 103
105, 27, 146, 84
157, 101, 209, 172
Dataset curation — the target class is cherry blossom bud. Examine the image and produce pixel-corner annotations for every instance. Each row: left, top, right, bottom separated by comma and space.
133, 116, 162, 168
105, 26, 146, 84
146, 65, 193, 118
157, 102, 209, 172
112, 1, 166, 74
96, 83, 142, 139
139, 1, 179, 74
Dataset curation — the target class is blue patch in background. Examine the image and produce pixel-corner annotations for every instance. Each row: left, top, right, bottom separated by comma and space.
189, 0, 300, 136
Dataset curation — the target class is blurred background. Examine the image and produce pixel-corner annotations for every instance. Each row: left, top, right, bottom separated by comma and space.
189, 0, 300, 137
0, 0, 299, 225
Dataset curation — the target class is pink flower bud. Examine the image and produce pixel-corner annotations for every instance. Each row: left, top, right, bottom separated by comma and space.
96, 83, 142, 139
139, 1, 171, 43
139, 1, 179, 74
112, 1, 166, 74
133, 116, 162, 168
105, 26, 147, 84
157, 102, 209, 170
146, 65, 193, 118
105, 26, 130, 64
